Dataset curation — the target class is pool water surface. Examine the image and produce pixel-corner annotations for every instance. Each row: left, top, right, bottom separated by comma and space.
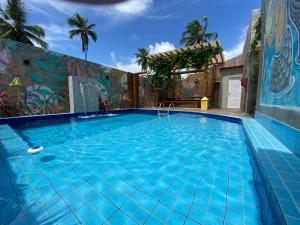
1, 113, 262, 225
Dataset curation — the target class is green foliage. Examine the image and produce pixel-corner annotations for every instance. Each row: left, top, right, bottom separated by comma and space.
135, 48, 149, 71
0, 0, 48, 49
68, 13, 97, 60
147, 56, 174, 89
180, 17, 218, 47
249, 16, 262, 56
147, 45, 223, 89
252, 62, 259, 90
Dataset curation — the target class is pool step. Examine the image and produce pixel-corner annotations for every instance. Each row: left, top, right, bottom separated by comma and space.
242, 118, 300, 225
0, 125, 29, 157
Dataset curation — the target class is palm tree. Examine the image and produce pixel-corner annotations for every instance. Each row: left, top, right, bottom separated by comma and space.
180, 17, 218, 47
135, 48, 149, 72
68, 13, 97, 61
0, 0, 47, 49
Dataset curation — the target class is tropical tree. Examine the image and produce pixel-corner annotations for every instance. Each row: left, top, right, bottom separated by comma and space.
180, 17, 218, 47
68, 13, 97, 61
135, 48, 149, 72
0, 0, 48, 49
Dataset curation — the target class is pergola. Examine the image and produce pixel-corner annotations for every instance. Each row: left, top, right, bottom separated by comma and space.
130, 40, 224, 107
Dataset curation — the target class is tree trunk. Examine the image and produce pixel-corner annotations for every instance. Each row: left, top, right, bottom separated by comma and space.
85, 49, 87, 61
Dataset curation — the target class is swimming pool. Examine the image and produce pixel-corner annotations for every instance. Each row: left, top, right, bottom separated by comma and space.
1, 112, 264, 225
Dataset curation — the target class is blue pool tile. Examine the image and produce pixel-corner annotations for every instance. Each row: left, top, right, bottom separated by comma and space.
122, 198, 139, 215
152, 203, 172, 222
75, 205, 96, 223
165, 211, 185, 224
102, 187, 128, 208
60, 215, 78, 225
144, 214, 164, 225
9, 216, 31, 225
184, 218, 200, 225
225, 209, 245, 224
106, 210, 135, 225
285, 216, 300, 225
130, 207, 149, 224
63, 189, 86, 211
279, 199, 300, 218
207, 203, 225, 219
89, 194, 111, 211
97, 200, 119, 220
82, 214, 104, 225
201, 213, 224, 225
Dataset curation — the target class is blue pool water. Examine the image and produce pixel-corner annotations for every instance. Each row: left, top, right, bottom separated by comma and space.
1, 113, 263, 225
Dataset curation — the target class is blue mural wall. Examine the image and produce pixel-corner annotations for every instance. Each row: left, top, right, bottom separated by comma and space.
257, 0, 300, 155
260, 0, 300, 108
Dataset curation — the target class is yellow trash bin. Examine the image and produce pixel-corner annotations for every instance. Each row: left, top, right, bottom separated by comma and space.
201, 97, 209, 111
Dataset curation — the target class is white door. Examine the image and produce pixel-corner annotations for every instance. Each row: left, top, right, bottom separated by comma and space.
228, 77, 242, 108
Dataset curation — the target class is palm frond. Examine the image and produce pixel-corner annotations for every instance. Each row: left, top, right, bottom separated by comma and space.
24, 25, 45, 37
6, 0, 26, 24
87, 30, 97, 42
68, 29, 82, 39
24, 31, 48, 49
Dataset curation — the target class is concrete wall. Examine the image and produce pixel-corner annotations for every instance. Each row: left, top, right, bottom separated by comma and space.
258, 0, 300, 130
68, 76, 99, 113
243, 9, 261, 114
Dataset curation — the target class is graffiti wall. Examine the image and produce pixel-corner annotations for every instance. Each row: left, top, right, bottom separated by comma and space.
0, 38, 128, 117
138, 76, 155, 107
174, 73, 206, 100
258, 0, 300, 129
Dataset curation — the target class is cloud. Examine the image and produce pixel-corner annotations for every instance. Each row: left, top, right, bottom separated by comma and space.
114, 0, 153, 15
38, 23, 79, 52
149, 42, 176, 55
224, 26, 248, 60
112, 41, 176, 72
110, 51, 117, 63
115, 58, 141, 73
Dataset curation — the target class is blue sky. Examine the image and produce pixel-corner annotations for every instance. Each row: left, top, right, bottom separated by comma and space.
1, 0, 261, 72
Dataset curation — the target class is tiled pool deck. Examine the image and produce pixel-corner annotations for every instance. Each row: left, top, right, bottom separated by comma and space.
0, 109, 299, 225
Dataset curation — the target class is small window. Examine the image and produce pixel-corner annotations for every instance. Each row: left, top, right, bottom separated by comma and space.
24, 59, 30, 65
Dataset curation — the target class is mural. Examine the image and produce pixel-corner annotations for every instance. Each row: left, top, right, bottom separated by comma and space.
174, 73, 205, 99
260, 0, 300, 107
139, 76, 155, 107
0, 38, 129, 117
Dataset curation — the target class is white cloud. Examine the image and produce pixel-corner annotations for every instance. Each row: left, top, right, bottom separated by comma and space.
35, 23, 79, 52
224, 26, 248, 60
114, 0, 153, 15
115, 58, 141, 73
149, 41, 176, 55
112, 41, 176, 73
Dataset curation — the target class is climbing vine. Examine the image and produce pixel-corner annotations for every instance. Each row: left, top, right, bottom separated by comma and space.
147, 45, 223, 89
249, 16, 262, 56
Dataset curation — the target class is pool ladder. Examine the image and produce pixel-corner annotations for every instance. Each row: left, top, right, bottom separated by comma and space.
158, 103, 174, 116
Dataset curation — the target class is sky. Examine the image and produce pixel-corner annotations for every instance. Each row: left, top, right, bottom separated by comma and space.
0, 0, 261, 72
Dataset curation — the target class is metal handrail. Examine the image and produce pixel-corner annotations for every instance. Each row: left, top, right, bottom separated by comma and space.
158, 103, 165, 115
168, 103, 175, 115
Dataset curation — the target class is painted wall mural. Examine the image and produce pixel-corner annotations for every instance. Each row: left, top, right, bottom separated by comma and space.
174, 73, 205, 99
0, 38, 128, 117
260, 0, 300, 108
